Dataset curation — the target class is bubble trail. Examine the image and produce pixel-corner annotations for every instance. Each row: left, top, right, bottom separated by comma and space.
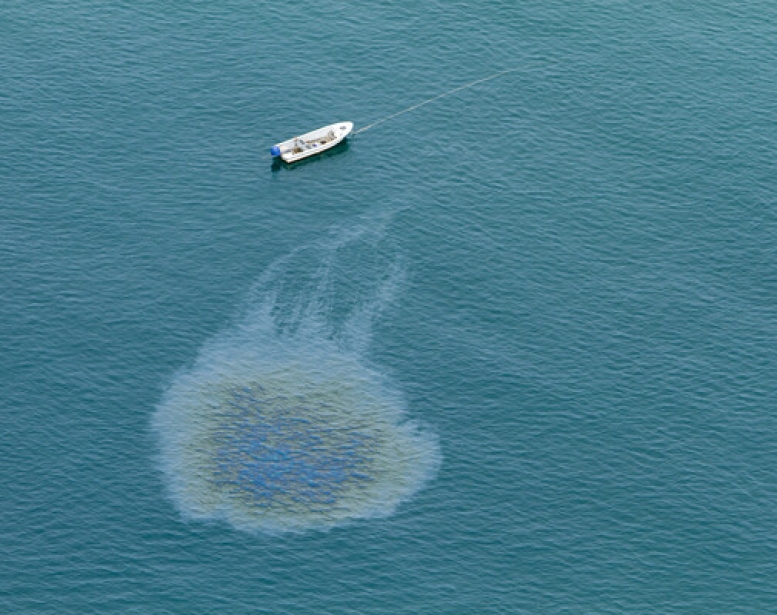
153, 220, 440, 534
353, 67, 522, 135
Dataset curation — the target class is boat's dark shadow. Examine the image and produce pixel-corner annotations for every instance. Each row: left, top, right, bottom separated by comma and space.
270, 140, 351, 173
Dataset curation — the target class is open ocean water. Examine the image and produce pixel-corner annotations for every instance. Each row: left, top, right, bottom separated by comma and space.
2, 1, 777, 612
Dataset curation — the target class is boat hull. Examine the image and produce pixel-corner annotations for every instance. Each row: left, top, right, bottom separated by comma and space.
273, 122, 353, 163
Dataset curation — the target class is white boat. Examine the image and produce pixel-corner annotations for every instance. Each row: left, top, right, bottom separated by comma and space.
270, 122, 353, 163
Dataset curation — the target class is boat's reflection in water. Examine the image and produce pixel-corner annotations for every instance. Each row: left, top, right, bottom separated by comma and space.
270, 140, 351, 173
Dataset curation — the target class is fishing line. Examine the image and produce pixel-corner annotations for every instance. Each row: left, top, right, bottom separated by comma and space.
353, 67, 521, 135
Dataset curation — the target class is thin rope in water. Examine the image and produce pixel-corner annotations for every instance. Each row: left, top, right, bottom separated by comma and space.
353, 67, 521, 135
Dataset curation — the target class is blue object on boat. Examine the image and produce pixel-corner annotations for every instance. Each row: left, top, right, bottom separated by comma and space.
270, 145, 281, 157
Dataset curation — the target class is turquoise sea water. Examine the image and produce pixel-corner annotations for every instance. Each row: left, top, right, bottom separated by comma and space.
2, 1, 777, 612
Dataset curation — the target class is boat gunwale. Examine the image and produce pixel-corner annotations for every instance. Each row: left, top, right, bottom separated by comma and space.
274, 122, 353, 163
